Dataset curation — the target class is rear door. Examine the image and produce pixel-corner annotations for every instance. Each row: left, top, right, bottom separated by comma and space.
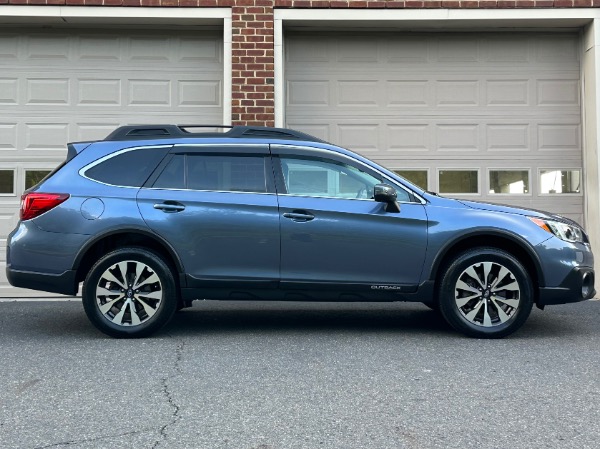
137, 144, 280, 289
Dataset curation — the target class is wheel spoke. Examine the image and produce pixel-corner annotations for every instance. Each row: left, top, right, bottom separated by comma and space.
492, 280, 519, 293
491, 266, 511, 290
98, 294, 125, 314
130, 303, 142, 326
482, 300, 493, 327
456, 292, 481, 308
132, 263, 145, 290
101, 270, 126, 289
464, 266, 485, 289
465, 301, 483, 322
96, 286, 122, 298
492, 295, 520, 309
481, 262, 493, 286
137, 290, 162, 301
456, 279, 480, 295
116, 262, 129, 286
491, 299, 512, 323
111, 299, 129, 325
135, 296, 158, 319
134, 272, 160, 290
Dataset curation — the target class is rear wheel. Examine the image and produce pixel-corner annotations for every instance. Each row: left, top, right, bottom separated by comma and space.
438, 248, 533, 338
82, 248, 178, 338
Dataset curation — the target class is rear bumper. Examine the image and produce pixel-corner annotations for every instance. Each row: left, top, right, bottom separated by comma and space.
538, 266, 595, 306
6, 265, 78, 296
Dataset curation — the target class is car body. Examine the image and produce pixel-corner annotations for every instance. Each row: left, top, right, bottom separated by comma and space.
6, 125, 595, 338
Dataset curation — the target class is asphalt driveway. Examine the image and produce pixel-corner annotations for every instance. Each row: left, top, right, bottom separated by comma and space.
1, 299, 599, 449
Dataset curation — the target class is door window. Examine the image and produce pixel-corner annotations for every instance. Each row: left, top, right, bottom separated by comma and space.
153, 154, 267, 193
279, 156, 396, 200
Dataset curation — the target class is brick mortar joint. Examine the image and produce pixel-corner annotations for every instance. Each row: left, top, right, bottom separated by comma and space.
7, 1, 598, 7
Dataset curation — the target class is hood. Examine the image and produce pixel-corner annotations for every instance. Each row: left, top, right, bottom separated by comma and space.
456, 199, 579, 226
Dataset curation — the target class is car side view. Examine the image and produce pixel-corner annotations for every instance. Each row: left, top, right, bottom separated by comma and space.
6, 125, 596, 338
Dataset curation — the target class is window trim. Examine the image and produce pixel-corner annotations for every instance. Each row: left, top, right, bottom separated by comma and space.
80, 145, 173, 189
487, 168, 531, 196
538, 168, 583, 196
275, 155, 386, 201
437, 168, 481, 196
24, 168, 54, 191
270, 144, 425, 204
147, 151, 275, 195
0, 168, 16, 197
392, 168, 430, 192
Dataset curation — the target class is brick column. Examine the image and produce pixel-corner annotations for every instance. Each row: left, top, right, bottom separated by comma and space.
231, 1, 275, 126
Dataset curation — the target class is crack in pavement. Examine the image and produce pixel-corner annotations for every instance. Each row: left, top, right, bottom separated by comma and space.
152, 340, 185, 449
32, 428, 154, 449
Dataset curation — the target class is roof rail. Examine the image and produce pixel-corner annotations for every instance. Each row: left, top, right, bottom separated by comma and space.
103, 124, 326, 144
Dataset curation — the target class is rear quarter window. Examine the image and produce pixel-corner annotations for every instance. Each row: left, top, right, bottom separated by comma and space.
84, 147, 170, 187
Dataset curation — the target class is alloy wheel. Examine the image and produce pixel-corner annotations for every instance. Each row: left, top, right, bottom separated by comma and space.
454, 261, 521, 327
95, 260, 163, 327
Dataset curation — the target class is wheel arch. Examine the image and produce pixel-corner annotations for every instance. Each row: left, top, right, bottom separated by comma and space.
429, 230, 545, 295
73, 227, 185, 287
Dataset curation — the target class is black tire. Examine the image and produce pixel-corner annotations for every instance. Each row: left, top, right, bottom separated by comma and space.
438, 248, 533, 338
82, 248, 178, 338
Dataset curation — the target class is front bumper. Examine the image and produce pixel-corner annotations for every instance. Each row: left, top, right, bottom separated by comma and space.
538, 266, 595, 306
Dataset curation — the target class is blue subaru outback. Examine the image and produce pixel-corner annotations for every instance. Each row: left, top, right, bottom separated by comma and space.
6, 125, 595, 338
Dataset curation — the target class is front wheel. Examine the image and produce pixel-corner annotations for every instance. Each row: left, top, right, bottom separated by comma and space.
82, 248, 178, 338
438, 248, 533, 338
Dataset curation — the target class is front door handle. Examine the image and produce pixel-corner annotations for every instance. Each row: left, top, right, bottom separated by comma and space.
283, 210, 315, 222
153, 201, 186, 213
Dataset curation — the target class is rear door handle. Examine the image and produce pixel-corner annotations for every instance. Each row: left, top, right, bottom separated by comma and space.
283, 210, 315, 222
153, 201, 186, 213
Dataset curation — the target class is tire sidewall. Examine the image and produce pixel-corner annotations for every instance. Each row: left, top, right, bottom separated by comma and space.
82, 248, 178, 338
439, 248, 534, 338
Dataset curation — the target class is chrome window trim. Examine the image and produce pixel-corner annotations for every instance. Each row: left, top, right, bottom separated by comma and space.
143, 187, 276, 196
271, 144, 426, 205
152, 148, 270, 194
79, 145, 173, 189
277, 193, 417, 204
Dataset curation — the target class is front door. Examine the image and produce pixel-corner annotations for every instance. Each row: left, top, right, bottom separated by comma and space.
273, 147, 428, 289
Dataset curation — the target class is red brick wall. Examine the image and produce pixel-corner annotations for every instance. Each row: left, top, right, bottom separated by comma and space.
4, 0, 598, 125
232, 3, 275, 126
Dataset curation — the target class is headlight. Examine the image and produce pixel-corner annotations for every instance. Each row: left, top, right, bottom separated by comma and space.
528, 217, 586, 243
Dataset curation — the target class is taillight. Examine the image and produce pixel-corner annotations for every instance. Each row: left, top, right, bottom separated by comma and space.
20, 193, 70, 221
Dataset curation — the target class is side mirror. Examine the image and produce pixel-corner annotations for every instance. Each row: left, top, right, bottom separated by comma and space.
374, 183, 400, 213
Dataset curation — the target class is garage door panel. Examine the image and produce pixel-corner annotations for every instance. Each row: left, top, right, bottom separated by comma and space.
287, 80, 580, 116
3, 74, 222, 112
6, 31, 223, 66
290, 118, 581, 157
286, 31, 582, 225
537, 79, 580, 107
0, 28, 223, 297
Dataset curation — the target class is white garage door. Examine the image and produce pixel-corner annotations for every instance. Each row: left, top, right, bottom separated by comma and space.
0, 28, 223, 297
285, 32, 583, 224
